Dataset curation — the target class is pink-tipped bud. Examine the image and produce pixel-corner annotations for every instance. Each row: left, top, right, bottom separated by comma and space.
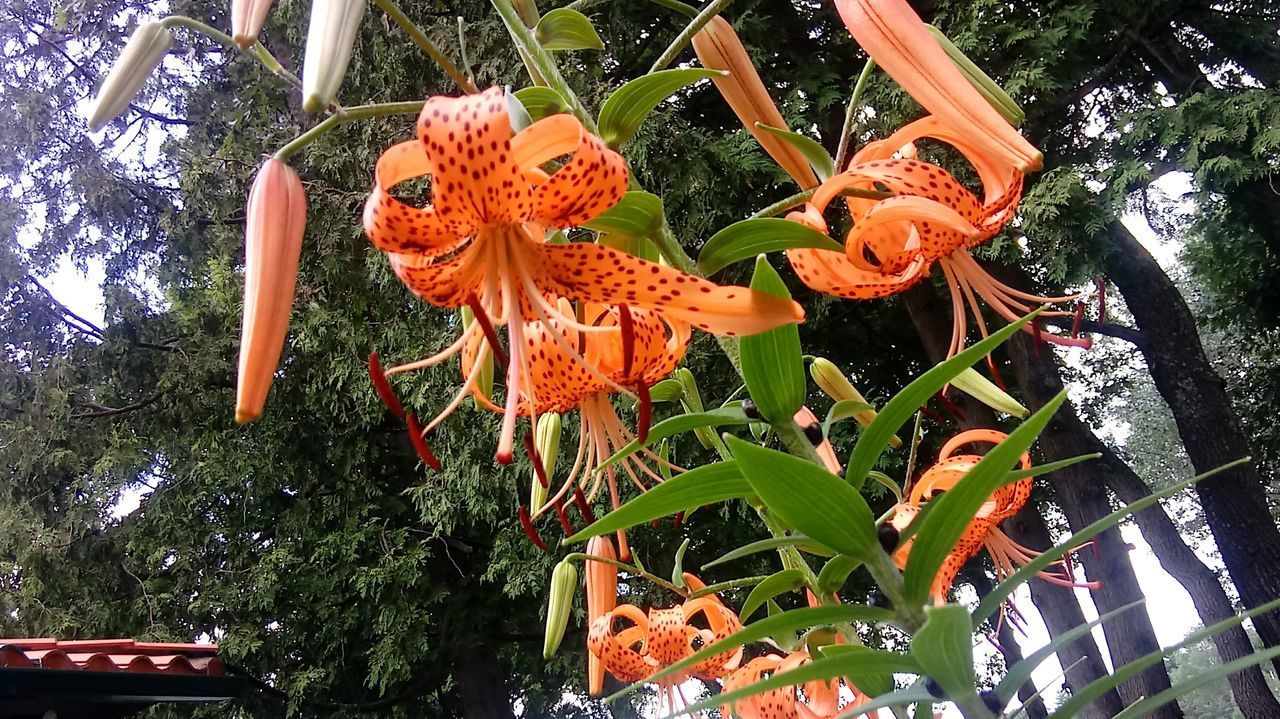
232, 0, 276, 50
235, 158, 306, 423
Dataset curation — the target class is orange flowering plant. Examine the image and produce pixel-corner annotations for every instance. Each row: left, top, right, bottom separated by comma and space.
93, 0, 1271, 717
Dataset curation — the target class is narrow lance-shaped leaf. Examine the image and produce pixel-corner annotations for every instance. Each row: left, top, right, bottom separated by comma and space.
583, 191, 665, 237
599, 406, 752, 469
739, 255, 806, 423
534, 7, 605, 51
755, 123, 836, 181
597, 68, 722, 147
910, 605, 976, 699
565, 462, 751, 543
513, 86, 569, 121
703, 535, 832, 570
740, 569, 806, 620
697, 218, 844, 276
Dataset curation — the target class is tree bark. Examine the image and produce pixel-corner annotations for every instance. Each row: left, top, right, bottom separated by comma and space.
971, 570, 1050, 719
1102, 220, 1280, 670
903, 285, 1126, 718
457, 642, 516, 719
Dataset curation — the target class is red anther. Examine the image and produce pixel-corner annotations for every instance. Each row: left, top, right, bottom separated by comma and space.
523, 430, 549, 488
1071, 300, 1085, 339
405, 413, 442, 471
651, 518, 661, 528
553, 498, 574, 536
672, 511, 684, 529
1095, 276, 1107, 322
368, 352, 406, 419
935, 391, 967, 423
518, 505, 547, 550
636, 382, 652, 445
466, 294, 509, 368
573, 487, 596, 524
1031, 318, 1044, 357
618, 304, 635, 381
985, 356, 1007, 392
919, 405, 948, 426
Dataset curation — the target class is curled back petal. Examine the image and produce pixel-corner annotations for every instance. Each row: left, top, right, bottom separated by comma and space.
363, 140, 472, 256
541, 243, 804, 337
530, 131, 630, 228
845, 194, 979, 268
587, 605, 656, 684
386, 245, 482, 309
787, 247, 928, 301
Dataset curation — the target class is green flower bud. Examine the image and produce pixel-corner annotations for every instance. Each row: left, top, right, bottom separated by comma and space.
810, 358, 901, 448
87, 22, 172, 132
530, 412, 561, 512
543, 559, 577, 659
301, 0, 368, 113
951, 367, 1029, 418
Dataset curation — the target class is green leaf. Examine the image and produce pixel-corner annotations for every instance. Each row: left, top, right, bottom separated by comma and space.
739, 256, 805, 423
740, 569, 806, 620
845, 309, 1041, 488
1051, 595, 1280, 719
997, 600, 1144, 703
533, 8, 604, 51
649, 378, 683, 403
726, 436, 878, 560
703, 535, 832, 570
597, 68, 721, 147
1112, 645, 1280, 719
599, 406, 752, 469
813, 645, 896, 697
755, 123, 836, 181
583, 191, 664, 237
903, 392, 1066, 606
972, 457, 1251, 623
824, 399, 875, 433
816, 555, 863, 593
696, 218, 844, 276
513, 86, 569, 121
564, 462, 750, 543
671, 538, 691, 587
911, 605, 976, 699
598, 233, 660, 261
865, 471, 903, 502
678, 650, 921, 717
610, 605, 897, 704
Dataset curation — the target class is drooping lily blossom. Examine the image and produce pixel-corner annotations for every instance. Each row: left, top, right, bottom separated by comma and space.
721, 650, 870, 719
236, 158, 306, 424
584, 535, 619, 696
834, 0, 1042, 172
588, 573, 743, 708
364, 88, 803, 464
889, 429, 1098, 605
786, 116, 1090, 358
231, 0, 275, 49
692, 16, 819, 189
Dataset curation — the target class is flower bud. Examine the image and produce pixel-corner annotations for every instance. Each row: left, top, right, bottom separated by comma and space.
810, 358, 901, 448
530, 412, 562, 511
87, 22, 172, 132
950, 367, 1029, 418
543, 559, 578, 659
301, 0, 368, 113
925, 25, 1024, 127
232, 0, 275, 50
236, 158, 306, 423
585, 535, 618, 695
460, 306, 496, 410
692, 17, 818, 189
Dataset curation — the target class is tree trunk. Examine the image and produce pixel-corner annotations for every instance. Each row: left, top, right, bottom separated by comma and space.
1102, 220, 1280, 670
457, 642, 516, 719
971, 570, 1049, 719
903, 286, 1126, 718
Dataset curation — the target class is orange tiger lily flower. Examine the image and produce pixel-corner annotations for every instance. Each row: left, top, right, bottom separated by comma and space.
834, 0, 1042, 172
721, 650, 871, 719
787, 116, 1090, 358
364, 88, 803, 464
587, 574, 743, 704
236, 158, 306, 424
692, 16, 819, 189
890, 429, 1097, 605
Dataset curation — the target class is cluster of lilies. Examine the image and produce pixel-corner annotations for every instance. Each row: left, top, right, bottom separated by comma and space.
209, 0, 1108, 710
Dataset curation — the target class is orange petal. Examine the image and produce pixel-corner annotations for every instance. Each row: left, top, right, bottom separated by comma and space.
415, 87, 532, 224
692, 16, 819, 189
845, 194, 978, 267
787, 246, 928, 300
386, 244, 482, 309
236, 158, 306, 423
540, 243, 804, 337
510, 113, 584, 172
587, 606, 655, 684
362, 140, 472, 256
834, 0, 1043, 171
529, 130, 629, 228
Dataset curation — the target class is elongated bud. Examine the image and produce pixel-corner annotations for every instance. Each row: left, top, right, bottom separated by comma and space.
301, 0, 368, 113
87, 22, 172, 132
232, 0, 276, 50
530, 413, 562, 511
543, 559, 577, 659
236, 159, 306, 423
924, 25, 1024, 127
461, 306, 495, 409
810, 358, 901, 448
692, 17, 819, 189
584, 536, 617, 695
950, 367, 1028, 418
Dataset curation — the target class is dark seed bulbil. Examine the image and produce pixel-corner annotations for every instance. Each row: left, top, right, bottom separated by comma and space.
877, 524, 900, 553
741, 399, 761, 420
803, 422, 824, 445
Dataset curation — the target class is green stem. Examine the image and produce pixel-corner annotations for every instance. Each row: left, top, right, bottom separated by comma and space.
160, 16, 301, 90
456, 16, 475, 88
490, 0, 599, 133
372, 0, 479, 93
273, 101, 424, 162
865, 547, 923, 631
647, 0, 734, 73
565, 552, 686, 595
833, 58, 876, 172
954, 692, 997, 719
749, 186, 895, 219
686, 575, 773, 598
